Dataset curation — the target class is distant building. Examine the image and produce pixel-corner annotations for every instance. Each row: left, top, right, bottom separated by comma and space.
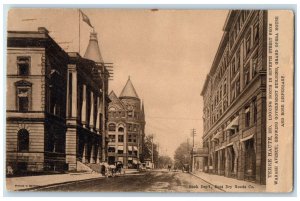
6, 27, 110, 173
200, 11, 267, 184
107, 77, 145, 168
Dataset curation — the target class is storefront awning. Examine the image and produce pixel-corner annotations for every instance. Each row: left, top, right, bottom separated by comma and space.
225, 116, 239, 130
133, 146, 138, 151
215, 145, 226, 151
226, 142, 234, 147
128, 146, 132, 151
240, 134, 254, 142
118, 146, 124, 151
133, 158, 138, 164
212, 131, 222, 140
128, 157, 133, 160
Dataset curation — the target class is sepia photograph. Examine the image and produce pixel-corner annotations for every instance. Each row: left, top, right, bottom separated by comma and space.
4, 8, 294, 193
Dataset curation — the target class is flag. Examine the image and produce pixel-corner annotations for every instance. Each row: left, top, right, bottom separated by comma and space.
79, 9, 93, 28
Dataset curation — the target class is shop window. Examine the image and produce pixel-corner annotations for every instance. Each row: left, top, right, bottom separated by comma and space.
108, 147, 115, 153
17, 57, 30, 76
17, 129, 29, 152
118, 149, 123, 154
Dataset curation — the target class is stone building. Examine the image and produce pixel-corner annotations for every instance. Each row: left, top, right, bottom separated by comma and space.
107, 77, 145, 168
200, 10, 267, 184
6, 27, 110, 173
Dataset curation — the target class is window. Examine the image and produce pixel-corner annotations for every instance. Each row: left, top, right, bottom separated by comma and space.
118, 127, 124, 132
108, 146, 115, 153
223, 81, 227, 95
252, 52, 259, 77
118, 149, 123, 154
253, 100, 257, 123
128, 111, 133, 118
245, 31, 252, 56
17, 57, 30, 76
128, 124, 132, 131
231, 58, 236, 77
128, 134, 132, 142
245, 106, 251, 128
253, 21, 259, 43
15, 80, 32, 112
18, 129, 29, 152
118, 135, 124, 142
108, 135, 116, 142
108, 123, 116, 131
244, 63, 250, 86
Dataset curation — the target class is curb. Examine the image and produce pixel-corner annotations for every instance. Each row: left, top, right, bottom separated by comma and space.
189, 172, 226, 192
18, 176, 104, 191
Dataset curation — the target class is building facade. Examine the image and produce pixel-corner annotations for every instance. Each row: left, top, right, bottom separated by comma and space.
107, 78, 145, 168
200, 10, 267, 184
6, 27, 110, 173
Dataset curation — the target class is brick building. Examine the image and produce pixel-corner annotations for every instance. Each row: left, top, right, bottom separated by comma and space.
6, 27, 110, 173
200, 10, 267, 184
107, 77, 145, 168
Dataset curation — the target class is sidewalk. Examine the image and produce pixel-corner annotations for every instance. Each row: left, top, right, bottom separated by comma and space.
6, 172, 103, 191
191, 171, 266, 192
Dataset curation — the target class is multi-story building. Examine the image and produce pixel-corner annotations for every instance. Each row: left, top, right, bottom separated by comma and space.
107, 77, 145, 168
200, 10, 267, 184
6, 27, 110, 173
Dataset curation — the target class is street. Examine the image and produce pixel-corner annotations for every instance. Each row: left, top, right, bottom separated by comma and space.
33, 170, 224, 192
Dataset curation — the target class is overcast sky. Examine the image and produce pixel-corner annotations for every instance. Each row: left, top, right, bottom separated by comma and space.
8, 8, 228, 158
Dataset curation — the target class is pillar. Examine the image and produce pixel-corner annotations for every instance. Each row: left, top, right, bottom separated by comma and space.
90, 144, 95, 163
95, 96, 100, 132
89, 91, 94, 131
237, 141, 246, 180
66, 64, 78, 171
81, 84, 87, 127
255, 91, 267, 184
82, 142, 87, 163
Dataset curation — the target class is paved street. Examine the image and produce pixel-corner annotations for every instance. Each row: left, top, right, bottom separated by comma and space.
33, 170, 224, 192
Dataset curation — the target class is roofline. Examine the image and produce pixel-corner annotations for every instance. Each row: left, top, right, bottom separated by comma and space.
200, 10, 236, 97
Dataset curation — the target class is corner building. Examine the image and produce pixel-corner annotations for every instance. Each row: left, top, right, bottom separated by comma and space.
107, 78, 145, 168
6, 27, 110, 173
201, 10, 267, 184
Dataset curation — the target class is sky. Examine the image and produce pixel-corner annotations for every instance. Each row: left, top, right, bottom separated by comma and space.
7, 8, 228, 158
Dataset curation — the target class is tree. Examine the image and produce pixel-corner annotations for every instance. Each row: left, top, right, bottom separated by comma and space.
142, 135, 159, 167
174, 141, 191, 170
157, 155, 173, 169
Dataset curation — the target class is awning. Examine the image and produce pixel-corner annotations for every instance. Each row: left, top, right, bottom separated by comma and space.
245, 107, 250, 113
128, 146, 132, 151
128, 157, 133, 160
226, 142, 234, 147
118, 146, 124, 151
133, 146, 138, 151
133, 158, 138, 164
212, 131, 222, 140
215, 145, 226, 151
225, 116, 239, 130
240, 134, 254, 142
108, 146, 115, 149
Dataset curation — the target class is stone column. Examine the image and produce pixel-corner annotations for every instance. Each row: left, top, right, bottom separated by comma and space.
225, 148, 230, 177
89, 91, 95, 131
66, 64, 78, 171
237, 141, 245, 180
217, 151, 221, 175
96, 96, 100, 133
96, 145, 101, 164
81, 84, 87, 127
90, 144, 95, 163
255, 91, 267, 184
82, 142, 87, 163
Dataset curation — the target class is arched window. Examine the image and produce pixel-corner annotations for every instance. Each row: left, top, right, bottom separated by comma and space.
17, 129, 29, 152
118, 127, 124, 133
108, 123, 116, 131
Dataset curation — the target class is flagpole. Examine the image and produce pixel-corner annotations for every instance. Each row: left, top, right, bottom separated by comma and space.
78, 9, 81, 55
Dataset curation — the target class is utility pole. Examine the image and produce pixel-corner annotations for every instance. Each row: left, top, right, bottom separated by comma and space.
151, 134, 154, 169
191, 128, 196, 172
